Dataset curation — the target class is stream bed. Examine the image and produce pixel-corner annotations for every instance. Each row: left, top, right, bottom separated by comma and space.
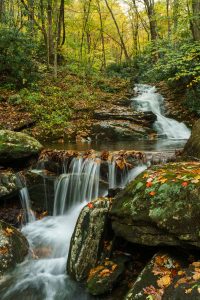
0, 85, 191, 300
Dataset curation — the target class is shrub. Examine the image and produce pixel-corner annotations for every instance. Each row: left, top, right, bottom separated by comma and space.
0, 27, 38, 88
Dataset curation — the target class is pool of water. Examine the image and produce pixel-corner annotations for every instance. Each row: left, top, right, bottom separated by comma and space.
44, 138, 187, 152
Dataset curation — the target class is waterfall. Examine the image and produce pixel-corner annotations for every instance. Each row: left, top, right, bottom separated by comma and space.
133, 84, 191, 140
20, 187, 36, 223
0, 155, 146, 300
53, 157, 101, 215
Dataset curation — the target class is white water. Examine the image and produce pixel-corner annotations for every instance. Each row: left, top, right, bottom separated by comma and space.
133, 84, 191, 140
0, 156, 146, 300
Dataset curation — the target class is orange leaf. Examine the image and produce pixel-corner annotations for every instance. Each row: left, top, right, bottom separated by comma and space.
87, 202, 94, 209
146, 182, 153, 188
149, 191, 156, 196
182, 182, 188, 187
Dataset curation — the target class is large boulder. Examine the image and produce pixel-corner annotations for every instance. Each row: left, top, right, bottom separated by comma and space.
111, 162, 200, 248
0, 220, 28, 275
67, 198, 112, 282
183, 119, 200, 159
0, 130, 43, 165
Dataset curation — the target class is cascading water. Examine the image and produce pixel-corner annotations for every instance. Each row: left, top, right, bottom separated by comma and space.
54, 157, 101, 215
133, 84, 191, 140
0, 155, 146, 300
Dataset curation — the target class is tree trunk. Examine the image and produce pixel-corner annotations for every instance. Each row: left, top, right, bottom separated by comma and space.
96, 0, 106, 69
143, 0, 158, 41
192, 0, 200, 41
104, 0, 130, 62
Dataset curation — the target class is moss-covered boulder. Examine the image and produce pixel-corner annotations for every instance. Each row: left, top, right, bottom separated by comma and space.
67, 198, 112, 282
0, 130, 43, 164
183, 119, 200, 159
0, 220, 28, 276
111, 162, 200, 247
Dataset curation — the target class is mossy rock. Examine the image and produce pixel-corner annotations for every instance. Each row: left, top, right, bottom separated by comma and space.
0, 170, 21, 200
183, 119, 200, 159
87, 258, 125, 296
67, 198, 112, 282
0, 130, 43, 164
0, 220, 28, 276
111, 162, 200, 247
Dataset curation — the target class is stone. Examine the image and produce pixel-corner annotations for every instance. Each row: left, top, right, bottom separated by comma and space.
125, 252, 182, 300
67, 198, 112, 282
183, 119, 200, 159
0, 130, 43, 165
87, 257, 125, 296
0, 220, 28, 276
125, 252, 200, 300
0, 170, 21, 201
92, 120, 155, 140
111, 162, 200, 248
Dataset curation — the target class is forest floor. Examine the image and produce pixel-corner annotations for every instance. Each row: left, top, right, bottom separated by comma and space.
0, 71, 197, 143
0, 69, 130, 142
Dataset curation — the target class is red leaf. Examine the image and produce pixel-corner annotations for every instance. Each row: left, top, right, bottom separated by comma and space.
182, 182, 188, 187
87, 202, 94, 209
146, 181, 153, 188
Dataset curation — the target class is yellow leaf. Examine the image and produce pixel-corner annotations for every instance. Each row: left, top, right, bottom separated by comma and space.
157, 275, 171, 288
4, 227, 14, 236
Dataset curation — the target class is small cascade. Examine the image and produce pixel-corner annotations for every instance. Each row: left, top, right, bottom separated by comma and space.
53, 157, 101, 215
20, 187, 36, 223
108, 160, 117, 189
133, 84, 191, 140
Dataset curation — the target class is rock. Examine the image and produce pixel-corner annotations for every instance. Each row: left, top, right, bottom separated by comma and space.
126, 252, 200, 300
24, 170, 56, 213
93, 106, 156, 126
183, 119, 200, 159
0, 170, 21, 201
87, 258, 125, 296
67, 198, 112, 281
111, 162, 200, 248
125, 252, 182, 300
0, 220, 28, 275
0, 130, 43, 165
92, 120, 155, 140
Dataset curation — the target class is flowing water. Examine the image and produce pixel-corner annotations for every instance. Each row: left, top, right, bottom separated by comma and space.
133, 84, 191, 140
0, 84, 191, 299
0, 156, 145, 300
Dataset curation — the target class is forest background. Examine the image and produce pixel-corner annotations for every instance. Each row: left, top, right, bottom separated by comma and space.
0, 0, 199, 139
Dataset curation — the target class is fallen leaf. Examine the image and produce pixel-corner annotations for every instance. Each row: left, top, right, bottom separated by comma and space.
4, 227, 14, 236
87, 202, 94, 209
157, 275, 171, 288
182, 182, 188, 187
149, 191, 156, 196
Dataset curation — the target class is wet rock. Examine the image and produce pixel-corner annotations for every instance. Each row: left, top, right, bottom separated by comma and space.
125, 252, 182, 300
93, 106, 156, 126
0, 130, 43, 165
87, 257, 125, 296
0, 170, 21, 201
92, 120, 155, 140
183, 119, 200, 159
111, 162, 200, 248
126, 252, 200, 300
24, 170, 56, 213
67, 198, 112, 281
0, 220, 28, 276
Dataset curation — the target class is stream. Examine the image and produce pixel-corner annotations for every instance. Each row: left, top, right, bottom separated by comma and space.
0, 84, 191, 300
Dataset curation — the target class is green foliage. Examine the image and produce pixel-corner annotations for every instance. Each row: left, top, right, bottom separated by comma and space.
0, 27, 38, 88
106, 62, 133, 78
